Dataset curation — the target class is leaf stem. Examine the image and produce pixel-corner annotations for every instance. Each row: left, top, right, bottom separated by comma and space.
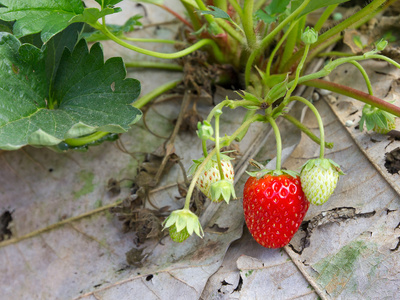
133, 79, 182, 109
242, 0, 257, 50
349, 61, 373, 95
289, 96, 325, 159
314, 4, 338, 32
206, 100, 258, 123
266, 115, 282, 171
266, 19, 300, 77
95, 21, 225, 62
125, 61, 183, 71
283, 114, 333, 149
302, 79, 400, 118
64, 131, 109, 147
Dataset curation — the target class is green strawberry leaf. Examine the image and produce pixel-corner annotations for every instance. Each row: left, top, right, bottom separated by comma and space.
94, 0, 124, 7
0, 0, 84, 43
0, 32, 142, 150
82, 15, 142, 42
70, 7, 121, 27
0, 0, 121, 43
255, 0, 290, 24
199, 6, 232, 21
291, 0, 350, 18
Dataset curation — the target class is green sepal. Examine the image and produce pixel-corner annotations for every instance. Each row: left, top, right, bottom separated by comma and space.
188, 153, 234, 176
236, 90, 262, 104
359, 104, 396, 132
300, 158, 345, 175
210, 179, 236, 204
162, 209, 204, 239
266, 74, 289, 104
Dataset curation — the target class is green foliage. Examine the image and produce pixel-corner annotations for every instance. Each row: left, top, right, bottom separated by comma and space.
0, 0, 122, 43
0, 0, 84, 42
255, 0, 290, 24
82, 15, 143, 42
0, 29, 142, 150
291, 0, 351, 18
199, 6, 232, 21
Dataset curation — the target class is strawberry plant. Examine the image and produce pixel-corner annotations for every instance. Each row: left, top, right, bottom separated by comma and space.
1, 0, 400, 248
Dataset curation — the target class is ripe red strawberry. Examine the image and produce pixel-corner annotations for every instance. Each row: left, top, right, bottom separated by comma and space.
243, 172, 309, 248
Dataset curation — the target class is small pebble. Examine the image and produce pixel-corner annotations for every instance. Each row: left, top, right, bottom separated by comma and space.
332, 12, 343, 21
345, 120, 354, 127
318, 89, 332, 96
312, 92, 320, 102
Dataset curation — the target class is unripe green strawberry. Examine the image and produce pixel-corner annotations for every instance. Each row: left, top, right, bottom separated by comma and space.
300, 158, 344, 205
359, 104, 396, 134
373, 119, 396, 134
168, 224, 190, 243
163, 209, 204, 243
189, 154, 234, 202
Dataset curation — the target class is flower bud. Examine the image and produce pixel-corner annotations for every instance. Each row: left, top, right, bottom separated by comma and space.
301, 27, 318, 45
197, 121, 214, 140
375, 39, 388, 51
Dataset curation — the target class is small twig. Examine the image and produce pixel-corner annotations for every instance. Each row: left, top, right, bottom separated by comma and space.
0, 200, 123, 248
152, 90, 192, 186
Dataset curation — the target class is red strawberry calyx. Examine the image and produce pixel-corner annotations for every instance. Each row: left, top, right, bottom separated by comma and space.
246, 168, 299, 179
210, 179, 236, 203
300, 158, 345, 175
163, 209, 204, 241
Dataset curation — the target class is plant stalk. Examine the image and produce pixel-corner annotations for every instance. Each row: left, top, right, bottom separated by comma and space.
266, 115, 282, 171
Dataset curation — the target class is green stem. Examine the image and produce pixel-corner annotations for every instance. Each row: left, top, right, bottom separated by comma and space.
214, 111, 225, 180
234, 109, 256, 142
266, 115, 282, 171
181, 1, 202, 31
302, 79, 400, 118
214, 18, 244, 43
281, 0, 386, 72
267, 19, 300, 77
206, 100, 258, 123
283, 114, 333, 149
349, 61, 373, 95
125, 61, 183, 71
64, 131, 109, 147
96, 21, 225, 62
369, 54, 400, 69
314, 4, 338, 31
121, 36, 178, 44
278, 19, 300, 73
317, 51, 355, 57
133, 79, 182, 109
283, 43, 310, 101
242, 0, 257, 50
228, 0, 243, 19
202, 140, 208, 157
214, 0, 227, 12
289, 96, 325, 158
244, 0, 311, 86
